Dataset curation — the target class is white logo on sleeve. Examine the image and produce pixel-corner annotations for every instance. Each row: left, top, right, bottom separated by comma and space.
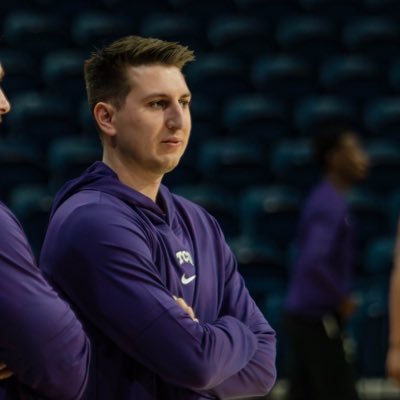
176, 250, 196, 285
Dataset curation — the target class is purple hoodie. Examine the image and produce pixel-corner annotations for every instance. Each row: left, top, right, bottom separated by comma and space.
285, 180, 355, 319
40, 161, 276, 399
0, 202, 90, 400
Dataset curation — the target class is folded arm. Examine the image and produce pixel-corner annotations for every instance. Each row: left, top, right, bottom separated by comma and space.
208, 241, 277, 398
0, 208, 90, 400
42, 204, 257, 392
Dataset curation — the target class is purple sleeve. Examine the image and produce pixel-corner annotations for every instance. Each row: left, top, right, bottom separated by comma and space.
0, 206, 90, 400
46, 204, 257, 391
208, 238, 277, 399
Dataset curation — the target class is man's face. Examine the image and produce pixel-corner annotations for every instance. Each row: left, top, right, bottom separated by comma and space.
0, 65, 11, 124
108, 64, 192, 177
332, 132, 370, 182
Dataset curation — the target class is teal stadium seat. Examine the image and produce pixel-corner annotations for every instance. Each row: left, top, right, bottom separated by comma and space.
343, 17, 400, 65
187, 94, 221, 149
364, 97, 400, 140
319, 56, 385, 104
251, 55, 317, 105
240, 185, 300, 248
364, 0, 400, 18
185, 53, 249, 101
34, 0, 102, 17
198, 139, 269, 193
166, 0, 236, 21
364, 236, 395, 278
71, 11, 133, 50
230, 236, 287, 295
3, 11, 69, 61
262, 291, 289, 377
276, 16, 340, 65
233, 0, 300, 20
0, 141, 47, 202
8, 92, 78, 151
363, 139, 400, 193
388, 59, 400, 99
173, 184, 239, 238
298, 0, 363, 20
47, 136, 102, 191
388, 190, 400, 233
42, 50, 87, 101
294, 95, 356, 136
270, 139, 319, 193
9, 184, 52, 257
0, 50, 39, 96
354, 287, 388, 377
222, 94, 288, 144
140, 13, 204, 52
347, 189, 388, 251
207, 15, 272, 56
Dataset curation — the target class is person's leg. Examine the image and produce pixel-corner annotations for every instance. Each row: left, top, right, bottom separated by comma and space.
284, 314, 317, 400
306, 314, 359, 400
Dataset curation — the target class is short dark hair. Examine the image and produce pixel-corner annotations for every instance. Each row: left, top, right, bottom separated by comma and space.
84, 35, 195, 112
312, 121, 358, 169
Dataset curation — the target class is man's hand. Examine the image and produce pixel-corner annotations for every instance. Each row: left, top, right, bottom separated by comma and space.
0, 362, 13, 380
387, 346, 400, 385
173, 296, 199, 322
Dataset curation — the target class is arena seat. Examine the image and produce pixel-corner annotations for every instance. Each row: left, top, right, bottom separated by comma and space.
294, 95, 356, 136
197, 139, 269, 193
222, 94, 288, 144
239, 185, 301, 248
252, 55, 317, 104
207, 15, 272, 56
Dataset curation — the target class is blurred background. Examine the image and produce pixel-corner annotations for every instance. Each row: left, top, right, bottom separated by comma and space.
0, 0, 399, 398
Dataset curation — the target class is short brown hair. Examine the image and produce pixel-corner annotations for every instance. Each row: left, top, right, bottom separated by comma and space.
84, 35, 195, 112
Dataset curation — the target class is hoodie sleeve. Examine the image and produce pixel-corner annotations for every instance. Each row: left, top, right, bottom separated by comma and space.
0, 206, 90, 400
207, 236, 277, 399
42, 202, 257, 392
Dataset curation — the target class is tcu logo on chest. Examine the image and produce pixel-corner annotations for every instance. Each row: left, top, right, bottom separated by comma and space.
175, 250, 196, 285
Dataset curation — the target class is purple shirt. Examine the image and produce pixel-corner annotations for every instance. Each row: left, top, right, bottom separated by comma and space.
40, 162, 276, 400
0, 202, 89, 399
285, 181, 355, 319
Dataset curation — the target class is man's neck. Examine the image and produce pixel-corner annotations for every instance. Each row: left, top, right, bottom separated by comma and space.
102, 154, 162, 202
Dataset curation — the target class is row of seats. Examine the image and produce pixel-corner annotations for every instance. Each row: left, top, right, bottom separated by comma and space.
5, 48, 400, 100
0, 133, 398, 198
7, 166, 399, 256
2, 11, 400, 60
2, 90, 400, 153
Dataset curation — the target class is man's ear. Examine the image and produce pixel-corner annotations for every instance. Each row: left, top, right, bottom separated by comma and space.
93, 102, 117, 137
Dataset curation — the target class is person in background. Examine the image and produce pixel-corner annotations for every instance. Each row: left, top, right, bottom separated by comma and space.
39, 35, 276, 400
284, 122, 369, 400
386, 219, 400, 384
0, 64, 90, 399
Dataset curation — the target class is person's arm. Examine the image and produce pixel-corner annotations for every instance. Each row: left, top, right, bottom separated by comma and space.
387, 219, 400, 384
42, 203, 257, 392
206, 238, 276, 399
0, 208, 90, 400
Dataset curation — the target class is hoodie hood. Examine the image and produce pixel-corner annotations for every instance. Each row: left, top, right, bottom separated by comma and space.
51, 161, 175, 221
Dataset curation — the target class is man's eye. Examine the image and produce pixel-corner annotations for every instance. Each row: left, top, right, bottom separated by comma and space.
180, 99, 191, 108
150, 100, 167, 109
